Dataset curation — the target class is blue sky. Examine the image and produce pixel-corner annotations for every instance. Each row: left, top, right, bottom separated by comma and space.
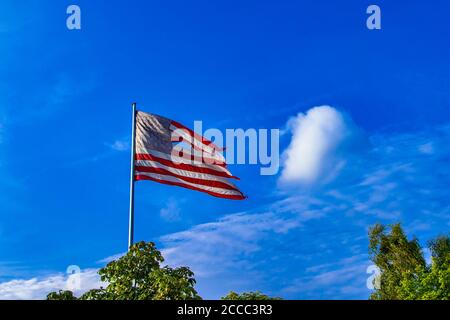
0, 0, 450, 299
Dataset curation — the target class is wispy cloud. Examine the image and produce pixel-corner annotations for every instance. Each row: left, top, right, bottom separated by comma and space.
38, 75, 96, 119
161, 210, 301, 277
0, 269, 102, 300
0, 73, 96, 126
63, 135, 131, 169
108, 137, 131, 152
282, 254, 370, 299
160, 197, 183, 222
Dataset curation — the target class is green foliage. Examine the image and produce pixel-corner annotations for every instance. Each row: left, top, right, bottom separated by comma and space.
47, 241, 200, 300
79, 288, 111, 300
221, 291, 281, 300
369, 223, 449, 300
428, 236, 450, 268
46, 290, 78, 300
148, 266, 199, 300
397, 263, 450, 300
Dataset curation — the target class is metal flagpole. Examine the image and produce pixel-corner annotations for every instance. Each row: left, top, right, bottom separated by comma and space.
128, 102, 137, 250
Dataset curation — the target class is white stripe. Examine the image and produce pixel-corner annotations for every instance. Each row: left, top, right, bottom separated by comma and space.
135, 171, 243, 196
135, 159, 239, 189
135, 148, 233, 177
170, 145, 226, 165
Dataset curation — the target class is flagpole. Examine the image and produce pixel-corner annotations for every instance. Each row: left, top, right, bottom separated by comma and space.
128, 102, 137, 250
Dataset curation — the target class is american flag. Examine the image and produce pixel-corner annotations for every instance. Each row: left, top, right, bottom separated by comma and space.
133, 110, 245, 200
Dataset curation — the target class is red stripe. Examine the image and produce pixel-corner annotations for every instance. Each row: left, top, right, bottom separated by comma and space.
170, 120, 224, 151
134, 166, 240, 191
135, 153, 239, 180
135, 175, 246, 200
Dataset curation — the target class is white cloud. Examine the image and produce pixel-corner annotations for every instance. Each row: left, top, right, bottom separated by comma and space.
279, 105, 356, 185
282, 256, 370, 298
160, 211, 300, 278
109, 138, 130, 152
97, 253, 125, 264
36, 74, 96, 120
418, 142, 434, 154
0, 268, 102, 300
160, 197, 182, 222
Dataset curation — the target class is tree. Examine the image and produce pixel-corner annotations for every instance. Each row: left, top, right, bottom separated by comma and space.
46, 290, 77, 300
47, 241, 201, 300
369, 223, 449, 300
221, 291, 281, 300
397, 235, 450, 300
429, 236, 450, 268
